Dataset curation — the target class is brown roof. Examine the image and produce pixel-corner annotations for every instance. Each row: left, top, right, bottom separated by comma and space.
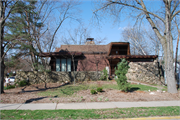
55, 44, 110, 53
55, 42, 129, 54
106, 55, 158, 59
39, 51, 83, 57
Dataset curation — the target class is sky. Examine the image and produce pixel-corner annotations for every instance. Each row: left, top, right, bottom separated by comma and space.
59, 0, 161, 43
56, 0, 133, 45
55, 0, 179, 56
73, 1, 129, 44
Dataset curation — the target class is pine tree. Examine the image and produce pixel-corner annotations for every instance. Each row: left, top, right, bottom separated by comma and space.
5, 0, 42, 70
115, 58, 130, 92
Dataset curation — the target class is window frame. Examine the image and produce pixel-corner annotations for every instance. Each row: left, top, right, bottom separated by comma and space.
56, 58, 72, 72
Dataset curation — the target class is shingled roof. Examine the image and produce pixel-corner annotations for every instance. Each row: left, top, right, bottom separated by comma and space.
40, 42, 158, 60
55, 44, 112, 54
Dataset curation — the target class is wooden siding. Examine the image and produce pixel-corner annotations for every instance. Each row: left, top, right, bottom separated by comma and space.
110, 45, 128, 55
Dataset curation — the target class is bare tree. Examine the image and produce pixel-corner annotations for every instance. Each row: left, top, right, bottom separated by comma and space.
61, 24, 91, 45
145, 28, 162, 57
31, 0, 81, 70
122, 27, 148, 55
122, 25, 163, 56
94, 0, 180, 93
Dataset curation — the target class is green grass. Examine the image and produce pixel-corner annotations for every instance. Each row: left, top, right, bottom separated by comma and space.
102, 84, 157, 91
130, 84, 158, 91
38, 83, 158, 97
38, 84, 88, 97
1, 106, 179, 119
4, 85, 15, 90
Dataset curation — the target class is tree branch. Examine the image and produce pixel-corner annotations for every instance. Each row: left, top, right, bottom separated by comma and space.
105, 1, 166, 24
2, 1, 18, 23
49, 3, 70, 51
171, 10, 180, 20
171, 1, 180, 17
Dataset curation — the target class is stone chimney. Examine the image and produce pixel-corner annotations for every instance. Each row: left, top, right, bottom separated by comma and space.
85, 38, 95, 45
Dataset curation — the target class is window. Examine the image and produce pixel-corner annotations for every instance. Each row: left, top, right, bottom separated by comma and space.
56, 58, 71, 72
56, 59, 60, 71
61, 59, 66, 71
67, 58, 71, 71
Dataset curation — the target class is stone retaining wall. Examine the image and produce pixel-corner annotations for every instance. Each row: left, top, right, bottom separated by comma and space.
16, 61, 164, 85
126, 61, 164, 85
15, 71, 102, 84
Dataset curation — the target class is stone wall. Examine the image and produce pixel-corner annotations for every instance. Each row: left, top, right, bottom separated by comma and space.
15, 71, 102, 84
15, 61, 164, 85
126, 61, 164, 85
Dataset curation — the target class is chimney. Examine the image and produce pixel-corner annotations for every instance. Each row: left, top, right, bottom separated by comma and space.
85, 38, 95, 45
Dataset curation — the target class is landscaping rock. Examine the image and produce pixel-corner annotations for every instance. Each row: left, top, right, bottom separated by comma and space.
126, 61, 164, 85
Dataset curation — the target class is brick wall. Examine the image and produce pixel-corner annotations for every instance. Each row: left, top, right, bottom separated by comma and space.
77, 54, 109, 71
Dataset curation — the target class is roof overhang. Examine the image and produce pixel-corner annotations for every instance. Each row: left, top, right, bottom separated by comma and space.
39, 52, 83, 57
106, 55, 158, 59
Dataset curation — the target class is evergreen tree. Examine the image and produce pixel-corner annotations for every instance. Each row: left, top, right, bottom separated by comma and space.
115, 58, 130, 92
5, 0, 42, 70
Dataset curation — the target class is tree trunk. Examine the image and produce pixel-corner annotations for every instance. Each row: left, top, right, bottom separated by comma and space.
1, 47, 5, 94
164, 2, 177, 93
0, 1, 5, 94
175, 32, 179, 76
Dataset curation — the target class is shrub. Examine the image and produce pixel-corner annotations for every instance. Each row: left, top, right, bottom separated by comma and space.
100, 68, 108, 81
19, 80, 28, 87
97, 87, 103, 92
91, 89, 97, 94
115, 58, 131, 92
4, 85, 15, 90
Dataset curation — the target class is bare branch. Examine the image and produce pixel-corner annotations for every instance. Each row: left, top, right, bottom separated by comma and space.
94, 1, 166, 24
171, 0, 180, 16
171, 10, 180, 20
2, 1, 18, 23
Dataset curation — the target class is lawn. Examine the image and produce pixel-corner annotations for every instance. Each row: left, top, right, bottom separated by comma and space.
38, 82, 158, 97
1, 106, 179, 119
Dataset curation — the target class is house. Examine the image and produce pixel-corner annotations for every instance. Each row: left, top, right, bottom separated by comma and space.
40, 38, 158, 77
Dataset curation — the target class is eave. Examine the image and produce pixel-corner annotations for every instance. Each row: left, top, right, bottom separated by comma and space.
106, 55, 158, 59
39, 52, 83, 57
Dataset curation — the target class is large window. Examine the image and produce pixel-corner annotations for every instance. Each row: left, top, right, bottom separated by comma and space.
56, 59, 60, 71
61, 59, 66, 71
56, 58, 71, 72
67, 58, 71, 72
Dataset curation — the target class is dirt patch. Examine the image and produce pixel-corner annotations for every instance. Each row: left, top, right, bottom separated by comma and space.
1, 81, 180, 104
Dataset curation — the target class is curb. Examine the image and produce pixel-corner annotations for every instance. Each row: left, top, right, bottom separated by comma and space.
105, 116, 180, 120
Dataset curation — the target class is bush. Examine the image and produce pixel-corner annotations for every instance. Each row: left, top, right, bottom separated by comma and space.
19, 80, 28, 87
4, 85, 15, 90
97, 87, 103, 92
91, 89, 97, 94
115, 58, 131, 92
100, 68, 108, 81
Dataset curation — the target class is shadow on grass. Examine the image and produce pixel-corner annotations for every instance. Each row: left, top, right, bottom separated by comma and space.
128, 87, 140, 92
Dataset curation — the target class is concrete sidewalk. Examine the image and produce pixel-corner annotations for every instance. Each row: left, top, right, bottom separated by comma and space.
0, 101, 179, 110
